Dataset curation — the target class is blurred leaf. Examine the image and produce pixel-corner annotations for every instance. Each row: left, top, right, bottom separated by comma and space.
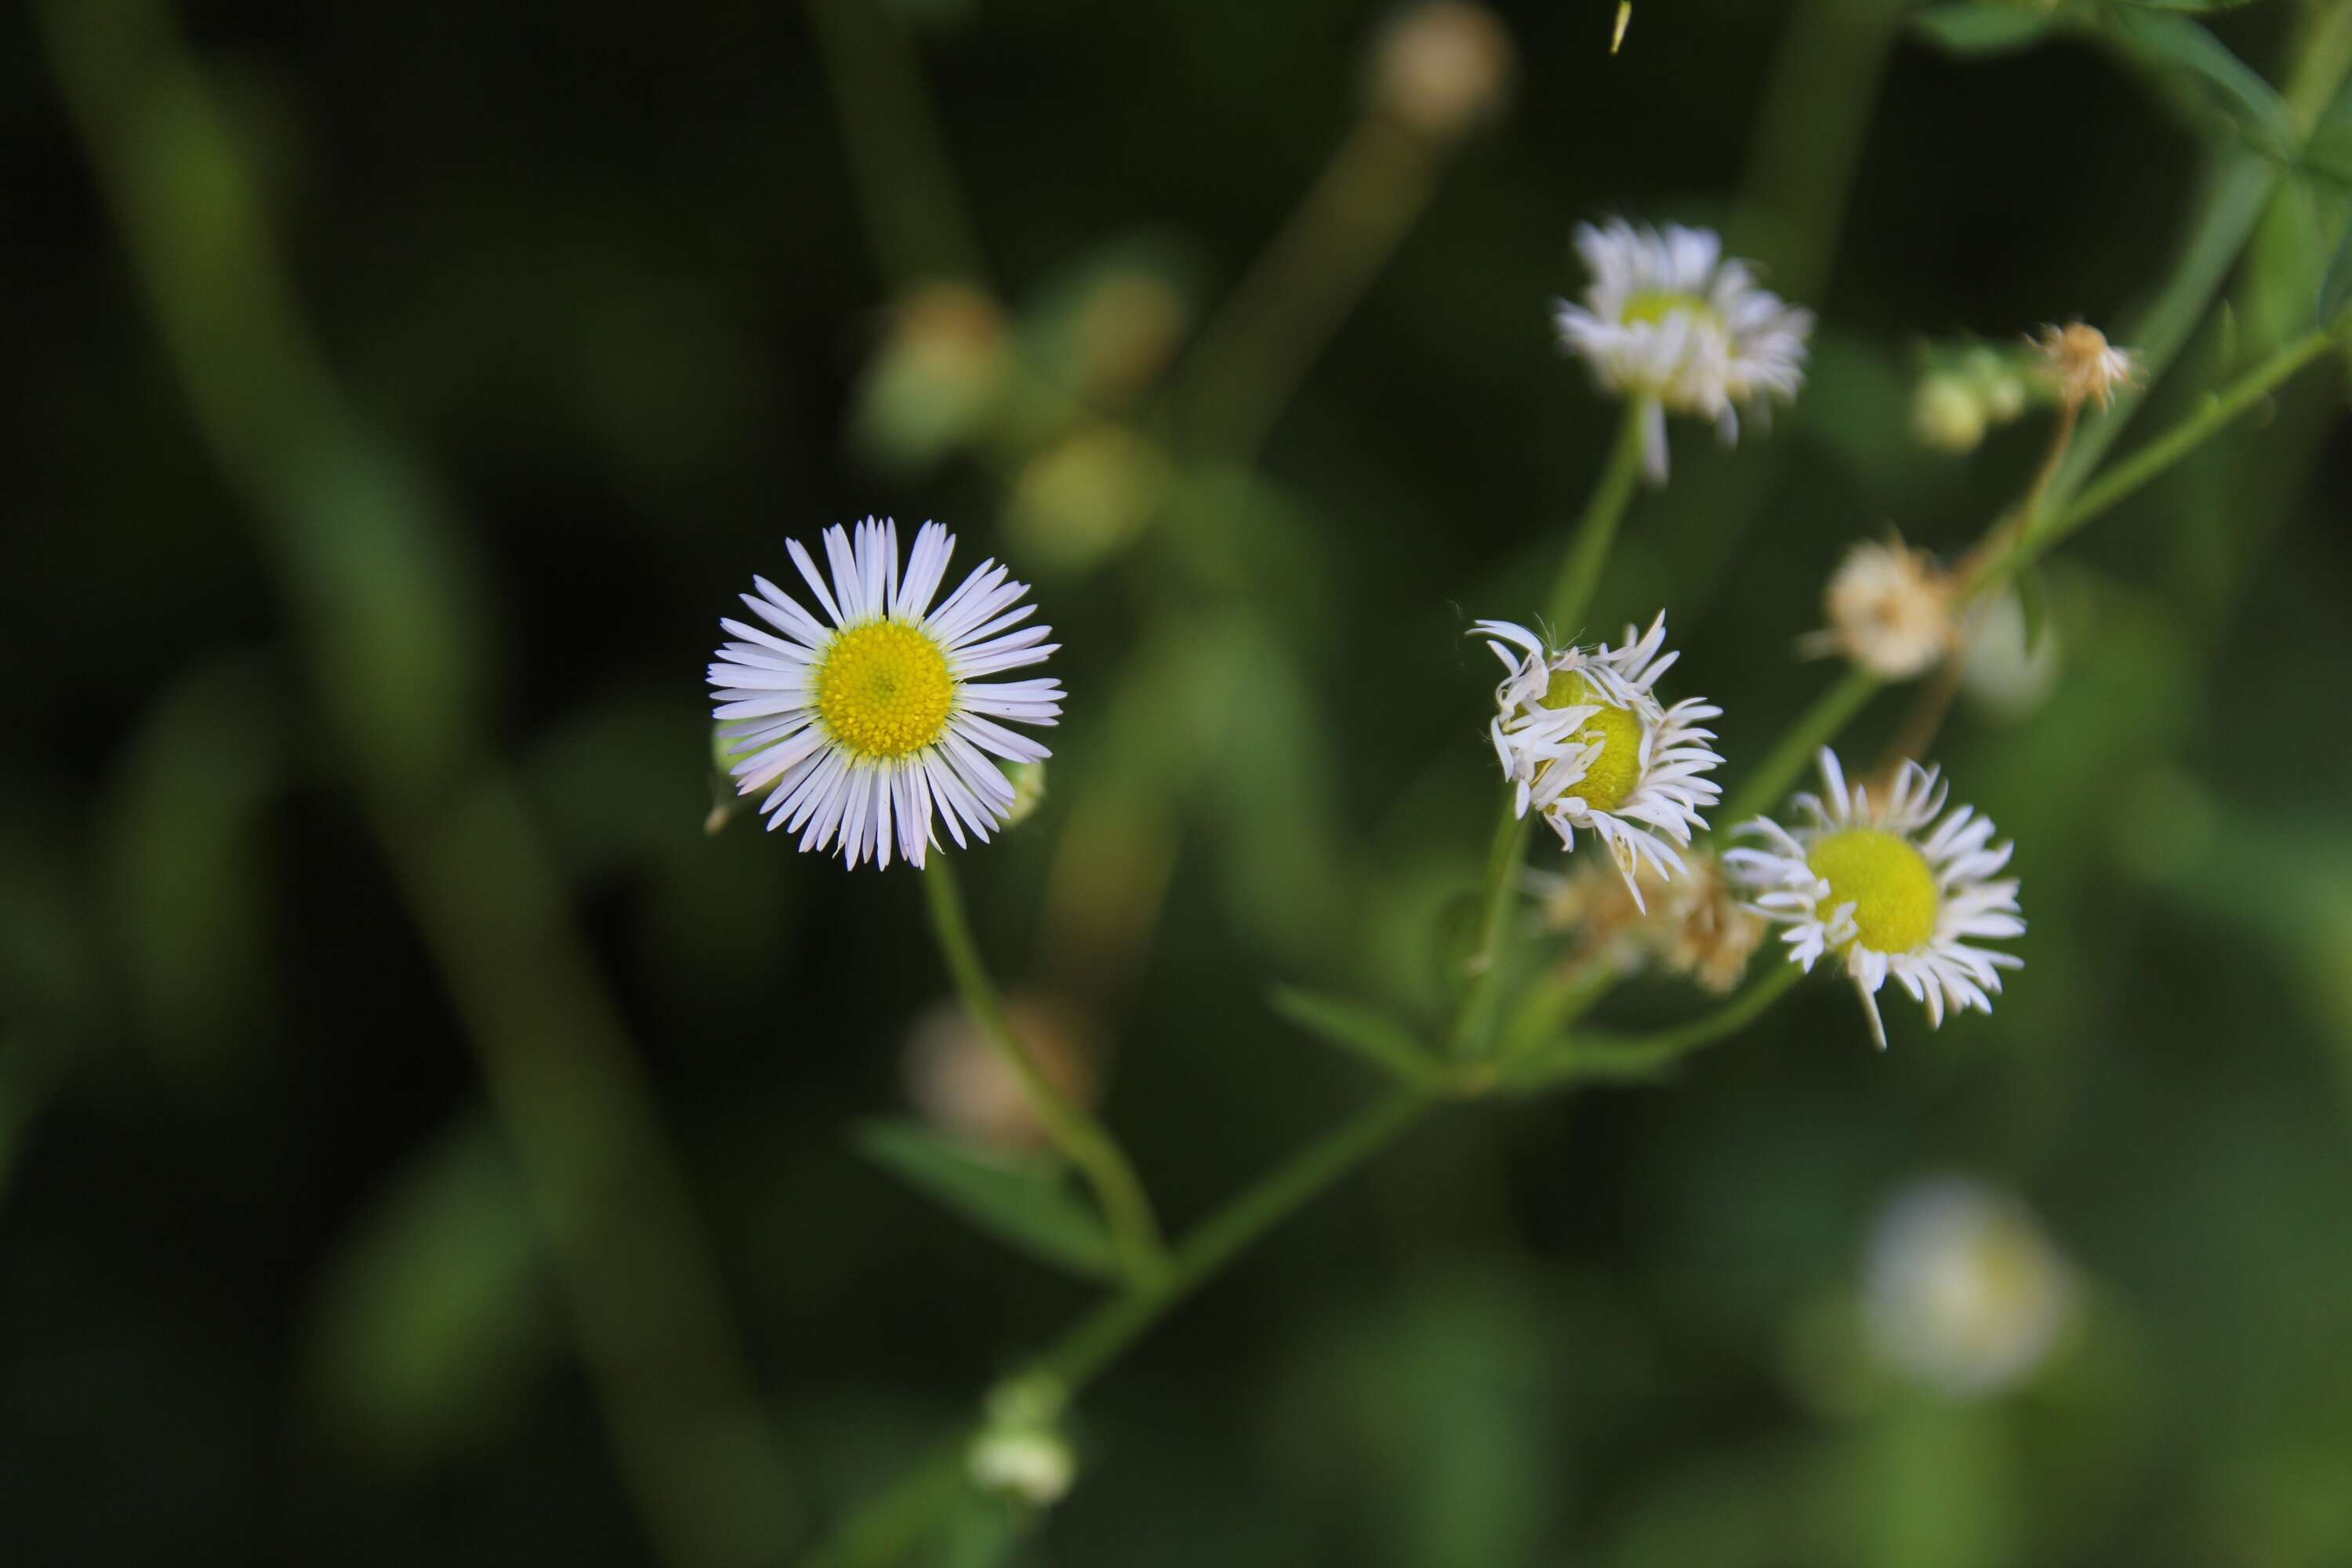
1911, 5, 2068, 56
299, 1115, 557, 1471
1270, 988, 1436, 1083
2321, 216, 2352, 328
2118, 0, 2267, 11
2017, 564, 2052, 655
855, 1120, 1120, 1281
101, 653, 292, 1082
2107, 9, 2296, 159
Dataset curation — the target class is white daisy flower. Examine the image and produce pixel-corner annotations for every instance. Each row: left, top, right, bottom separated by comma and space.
1554, 219, 1813, 481
1476, 612, 1724, 909
707, 518, 1063, 869
1724, 750, 2024, 1049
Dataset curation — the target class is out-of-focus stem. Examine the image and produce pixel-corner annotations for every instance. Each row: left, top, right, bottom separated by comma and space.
1172, 114, 1446, 461
38, 5, 797, 1564
1722, 667, 1882, 826
803, 0, 990, 286
920, 857, 1167, 1280
1447, 804, 1534, 1054
1545, 398, 1650, 634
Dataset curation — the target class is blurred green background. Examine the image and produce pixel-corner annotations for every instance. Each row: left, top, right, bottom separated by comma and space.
6, 0, 2352, 1563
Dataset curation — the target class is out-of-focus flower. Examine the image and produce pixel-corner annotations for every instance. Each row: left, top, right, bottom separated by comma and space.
1555, 220, 1813, 481
967, 1377, 1076, 1506
851, 281, 1010, 467
902, 992, 1098, 1152
1911, 373, 1987, 454
1478, 613, 1723, 908
1005, 423, 1169, 573
706, 520, 1062, 869
2034, 321, 2141, 411
1864, 1175, 2075, 1398
1069, 269, 1189, 405
1366, 2, 1516, 141
1537, 848, 1764, 993
1802, 538, 1958, 681
1726, 750, 2024, 1048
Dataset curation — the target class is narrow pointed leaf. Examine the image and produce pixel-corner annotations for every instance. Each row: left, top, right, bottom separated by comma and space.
855, 1120, 1121, 1281
1271, 988, 1437, 1083
1911, 4, 2067, 56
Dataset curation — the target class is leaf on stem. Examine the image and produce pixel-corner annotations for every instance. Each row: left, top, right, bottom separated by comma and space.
1911, 4, 2071, 56
1270, 987, 1439, 1083
2321, 216, 2352, 328
2106, 9, 2298, 161
855, 1120, 1123, 1282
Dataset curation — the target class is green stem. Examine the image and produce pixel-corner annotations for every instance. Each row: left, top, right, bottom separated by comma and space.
920, 856, 1167, 1279
1721, 667, 1882, 826
1447, 803, 1534, 1054
1171, 115, 1445, 462
802, 0, 990, 287
1040, 1087, 1436, 1389
1984, 327, 2345, 590
1545, 399, 1651, 634
1501, 964, 1805, 1091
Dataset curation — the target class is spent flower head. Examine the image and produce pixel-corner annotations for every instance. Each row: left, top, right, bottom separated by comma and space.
2034, 321, 2141, 411
1726, 750, 2024, 1048
1479, 612, 1724, 907
1536, 847, 1764, 994
1555, 220, 1813, 481
707, 519, 1062, 869
1802, 537, 1959, 681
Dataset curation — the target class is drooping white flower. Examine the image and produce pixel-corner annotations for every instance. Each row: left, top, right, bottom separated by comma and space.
1864, 1175, 2074, 1399
707, 518, 1062, 869
1478, 612, 1724, 907
1554, 220, 1813, 480
1725, 750, 2024, 1048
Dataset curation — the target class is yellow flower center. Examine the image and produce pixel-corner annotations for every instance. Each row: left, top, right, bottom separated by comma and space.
814, 621, 955, 759
1807, 828, 1939, 953
1621, 290, 1720, 332
1541, 672, 1645, 812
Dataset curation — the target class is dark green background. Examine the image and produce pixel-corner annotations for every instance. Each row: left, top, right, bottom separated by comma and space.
5, 0, 2351, 1563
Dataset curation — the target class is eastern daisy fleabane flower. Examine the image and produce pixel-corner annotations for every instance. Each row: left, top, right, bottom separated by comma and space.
1800, 536, 1958, 681
1478, 612, 1724, 908
1554, 220, 1813, 481
707, 518, 1062, 869
1725, 750, 2024, 1049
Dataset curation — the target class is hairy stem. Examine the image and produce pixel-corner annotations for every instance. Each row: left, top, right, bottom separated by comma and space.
922, 856, 1167, 1279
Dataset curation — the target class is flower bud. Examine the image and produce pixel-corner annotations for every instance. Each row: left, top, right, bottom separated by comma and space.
1365, 2, 1515, 141
1911, 373, 1986, 454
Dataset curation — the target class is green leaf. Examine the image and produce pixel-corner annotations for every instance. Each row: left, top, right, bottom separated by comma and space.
2118, 0, 2267, 13
2016, 564, 2053, 655
2107, 9, 2296, 160
1911, 4, 2067, 56
1270, 988, 1437, 1083
855, 1120, 1121, 1281
2321, 216, 2352, 328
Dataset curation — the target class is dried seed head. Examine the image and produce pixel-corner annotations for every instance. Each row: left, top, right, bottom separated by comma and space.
1809, 538, 1958, 681
2034, 321, 2140, 411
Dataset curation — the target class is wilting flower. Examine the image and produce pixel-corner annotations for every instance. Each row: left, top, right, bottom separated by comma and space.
1554, 220, 1813, 480
1726, 750, 2024, 1048
1479, 613, 1724, 906
1534, 848, 1765, 993
1864, 1175, 2074, 1398
2034, 321, 2140, 411
708, 519, 1062, 869
1802, 538, 1958, 681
